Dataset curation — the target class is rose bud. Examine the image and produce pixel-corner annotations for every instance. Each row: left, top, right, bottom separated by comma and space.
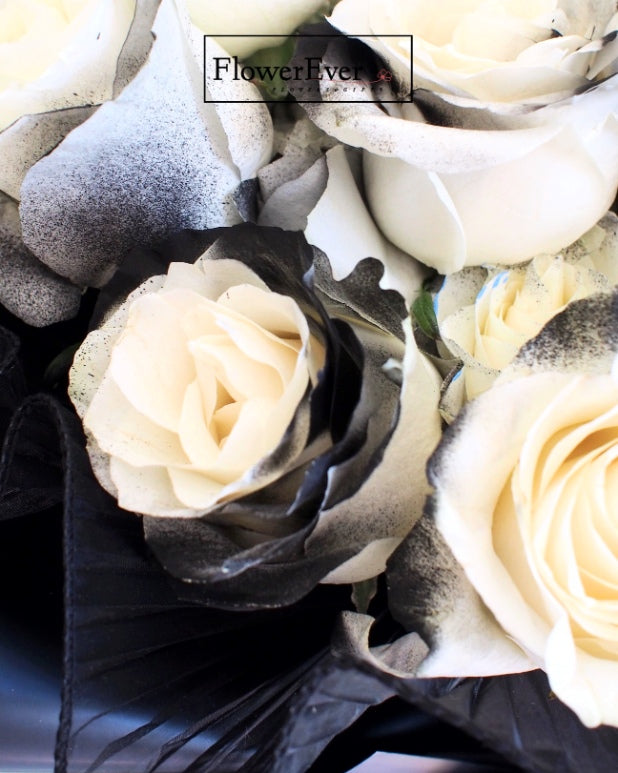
435, 212, 618, 415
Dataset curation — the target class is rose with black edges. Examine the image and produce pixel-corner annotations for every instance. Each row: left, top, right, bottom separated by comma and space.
69, 225, 441, 608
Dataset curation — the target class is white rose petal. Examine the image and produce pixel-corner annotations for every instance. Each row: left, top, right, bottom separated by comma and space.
0, 0, 135, 133
313, 317, 442, 584
305, 145, 427, 306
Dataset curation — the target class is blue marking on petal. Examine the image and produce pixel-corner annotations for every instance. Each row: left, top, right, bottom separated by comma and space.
493, 271, 509, 287
452, 369, 462, 382
433, 278, 446, 314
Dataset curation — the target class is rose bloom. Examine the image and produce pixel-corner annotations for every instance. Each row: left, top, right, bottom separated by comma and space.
72, 262, 325, 516
370, 289, 618, 729
427, 294, 618, 727
68, 226, 441, 607
436, 212, 618, 407
306, 0, 618, 272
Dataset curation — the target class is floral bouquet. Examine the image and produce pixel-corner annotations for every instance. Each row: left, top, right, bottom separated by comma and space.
1, 0, 618, 771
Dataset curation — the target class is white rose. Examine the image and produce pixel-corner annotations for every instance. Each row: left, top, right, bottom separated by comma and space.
330, 0, 618, 104
70, 258, 324, 515
187, 0, 327, 58
0, 0, 135, 135
430, 367, 618, 728
371, 289, 618, 729
437, 212, 618, 406
306, 2, 618, 272
68, 225, 442, 607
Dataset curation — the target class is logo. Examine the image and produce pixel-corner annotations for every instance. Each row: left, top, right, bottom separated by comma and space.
204, 34, 413, 104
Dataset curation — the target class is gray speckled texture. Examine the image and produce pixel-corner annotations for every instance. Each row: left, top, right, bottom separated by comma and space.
0, 193, 81, 326
19, 0, 241, 288
0, 106, 96, 201
508, 289, 618, 377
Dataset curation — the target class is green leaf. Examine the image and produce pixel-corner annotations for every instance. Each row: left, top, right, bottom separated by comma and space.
411, 289, 440, 340
244, 37, 296, 101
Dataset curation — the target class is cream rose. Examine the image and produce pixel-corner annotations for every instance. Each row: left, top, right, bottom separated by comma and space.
428, 367, 618, 728
437, 212, 618, 406
68, 225, 441, 607
305, 2, 618, 271
187, 0, 327, 58
371, 289, 618, 729
0, 0, 135, 134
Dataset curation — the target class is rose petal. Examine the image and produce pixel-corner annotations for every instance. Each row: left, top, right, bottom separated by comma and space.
85, 374, 188, 468
311, 318, 442, 584
109, 293, 196, 432
187, 0, 326, 58
203, 37, 273, 181
386, 513, 535, 677
0, 192, 81, 325
110, 456, 196, 517
0, 0, 135, 131
305, 145, 426, 304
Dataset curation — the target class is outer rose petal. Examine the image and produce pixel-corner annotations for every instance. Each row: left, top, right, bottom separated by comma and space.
363, 107, 618, 271
259, 141, 427, 306
0, 0, 136, 132
305, 145, 426, 306
0, 192, 81, 326
316, 317, 442, 583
